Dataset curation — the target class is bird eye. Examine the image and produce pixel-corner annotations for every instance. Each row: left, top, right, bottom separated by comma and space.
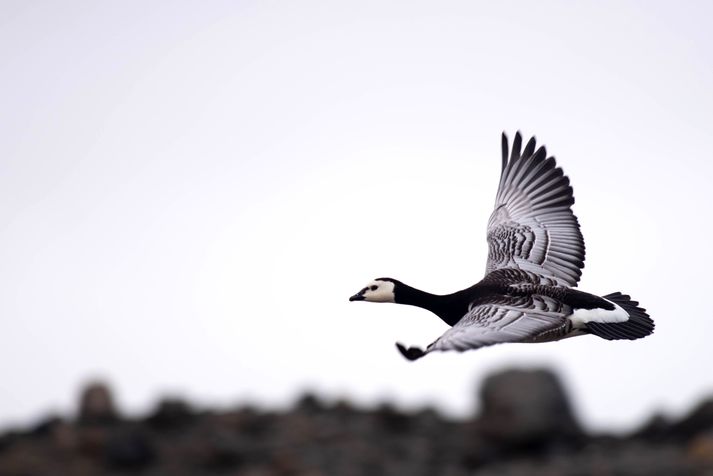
369, 285, 377, 291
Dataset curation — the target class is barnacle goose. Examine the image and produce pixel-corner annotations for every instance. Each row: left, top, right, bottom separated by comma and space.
349, 132, 654, 361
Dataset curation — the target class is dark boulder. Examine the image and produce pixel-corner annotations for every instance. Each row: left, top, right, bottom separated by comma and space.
476, 368, 582, 451
146, 398, 195, 430
77, 381, 118, 426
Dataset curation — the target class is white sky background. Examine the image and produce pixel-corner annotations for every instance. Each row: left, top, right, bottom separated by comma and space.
1, 1, 712, 432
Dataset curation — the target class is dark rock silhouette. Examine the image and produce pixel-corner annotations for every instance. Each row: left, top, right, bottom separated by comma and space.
146, 398, 195, 430
671, 399, 713, 441
0, 369, 711, 475
78, 381, 118, 426
477, 369, 582, 449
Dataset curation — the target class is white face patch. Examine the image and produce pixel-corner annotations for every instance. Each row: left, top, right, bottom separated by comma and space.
569, 300, 629, 328
360, 279, 396, 303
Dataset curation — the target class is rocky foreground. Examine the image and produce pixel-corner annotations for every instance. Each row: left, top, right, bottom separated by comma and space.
1, 369, 713, 475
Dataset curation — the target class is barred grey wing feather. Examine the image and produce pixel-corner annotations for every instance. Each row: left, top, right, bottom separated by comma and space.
427, 296, 570, 354
485, 132, 585, 287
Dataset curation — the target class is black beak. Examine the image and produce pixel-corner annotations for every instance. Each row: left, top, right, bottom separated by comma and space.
349, 293, 365, 302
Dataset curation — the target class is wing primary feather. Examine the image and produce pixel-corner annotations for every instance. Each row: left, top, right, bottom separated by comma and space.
533, 146, 547, 162
520, 157, 558, 191
523, 136, 536, 158
510, 132, 522, 163
501, 132, 509, 172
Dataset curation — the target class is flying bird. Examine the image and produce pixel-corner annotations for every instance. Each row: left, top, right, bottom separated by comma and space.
349, 132, 654, 361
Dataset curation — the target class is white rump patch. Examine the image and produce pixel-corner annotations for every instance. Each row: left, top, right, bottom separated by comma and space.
569, 300, 629, 328
362, 280, 396, 303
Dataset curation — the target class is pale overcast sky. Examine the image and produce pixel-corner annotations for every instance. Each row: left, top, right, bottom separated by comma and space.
1, 1, 712, 432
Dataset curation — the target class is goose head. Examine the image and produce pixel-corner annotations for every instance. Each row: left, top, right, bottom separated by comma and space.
349, 278, 397, 303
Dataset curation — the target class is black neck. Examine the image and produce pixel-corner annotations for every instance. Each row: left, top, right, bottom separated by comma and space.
395, 282, 472, 327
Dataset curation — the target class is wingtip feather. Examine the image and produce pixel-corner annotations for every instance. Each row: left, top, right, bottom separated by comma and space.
511, 131, 523, 162
501, 132, 508, 172
523, 136, 536, 158
395, 342, 426, 361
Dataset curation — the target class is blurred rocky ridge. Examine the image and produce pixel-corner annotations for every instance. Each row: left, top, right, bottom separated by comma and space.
1, 369, 712, 476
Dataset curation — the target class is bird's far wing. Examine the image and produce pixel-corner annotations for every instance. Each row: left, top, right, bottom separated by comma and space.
426, 295, 569, 355
485, 132, 585, 287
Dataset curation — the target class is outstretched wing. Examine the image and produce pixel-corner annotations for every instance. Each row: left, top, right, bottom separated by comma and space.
485, 132, 585, 287
396, 295, 571, 360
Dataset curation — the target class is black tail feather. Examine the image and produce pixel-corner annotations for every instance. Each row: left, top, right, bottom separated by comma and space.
586, 292, 654, 341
